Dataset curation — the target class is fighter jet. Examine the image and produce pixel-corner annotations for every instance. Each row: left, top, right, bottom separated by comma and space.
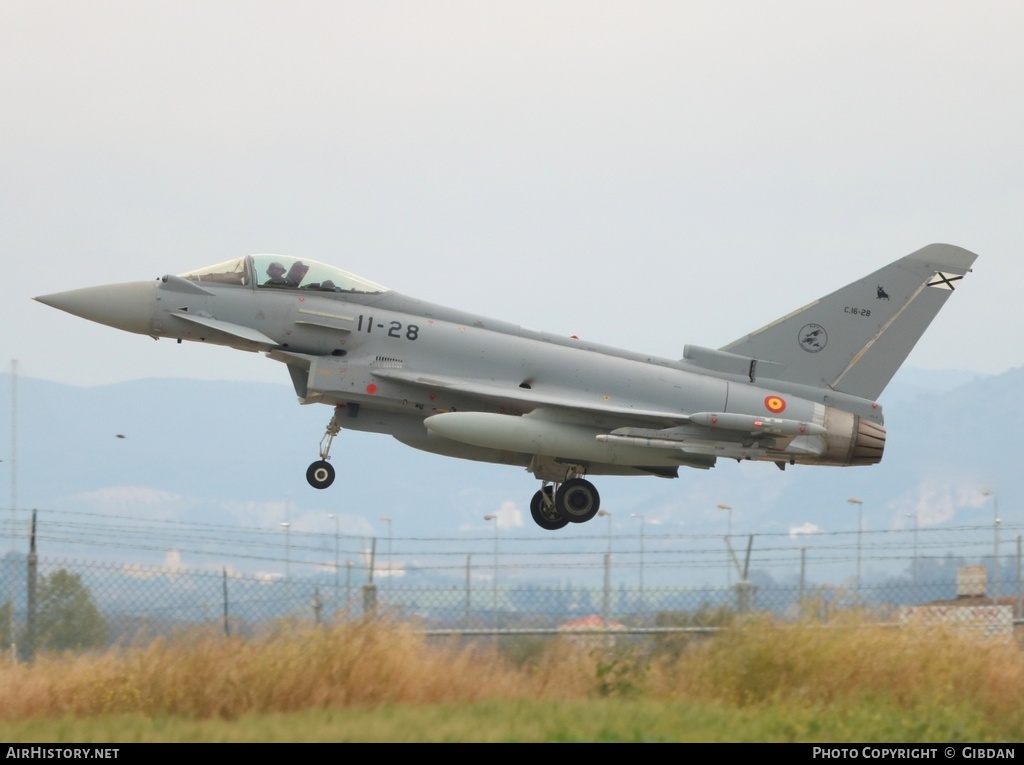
35, 244, 976, 530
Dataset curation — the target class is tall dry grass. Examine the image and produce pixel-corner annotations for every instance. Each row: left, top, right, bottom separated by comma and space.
0, 618, 593, 719
655, 613, 1024, 727
1, 613, 1022, 726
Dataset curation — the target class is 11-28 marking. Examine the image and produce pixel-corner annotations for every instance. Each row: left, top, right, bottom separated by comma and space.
357, 315, 420, 340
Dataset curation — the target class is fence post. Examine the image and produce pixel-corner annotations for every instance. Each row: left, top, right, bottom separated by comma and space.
798, 546, 806, 615
602, 552, 611, 629
312, 588, 323, 625
222, 566, 230, 637
346, 560, 352, 615
1016, 535, 1022, 620
362, 584, 377, 616
465, 554, 472, 624
24, 509, 36, 662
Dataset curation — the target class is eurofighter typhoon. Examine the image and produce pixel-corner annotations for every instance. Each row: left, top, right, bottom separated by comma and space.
35, 244, 976, 530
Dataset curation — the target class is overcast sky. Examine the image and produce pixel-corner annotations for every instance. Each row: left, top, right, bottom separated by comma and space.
2, 1, 1021, 387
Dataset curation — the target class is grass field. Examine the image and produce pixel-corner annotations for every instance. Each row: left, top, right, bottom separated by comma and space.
0, 699, 1005, 743
1, 614, 1021, 742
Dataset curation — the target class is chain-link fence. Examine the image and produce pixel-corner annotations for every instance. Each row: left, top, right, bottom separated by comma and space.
3, 511, 1023, 658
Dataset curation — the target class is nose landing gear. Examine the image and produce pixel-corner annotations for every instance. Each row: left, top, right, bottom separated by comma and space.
306, 406, 343, 489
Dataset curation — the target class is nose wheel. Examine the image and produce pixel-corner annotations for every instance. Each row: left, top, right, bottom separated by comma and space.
306, 406, 343, 489
306, 460, 336, 489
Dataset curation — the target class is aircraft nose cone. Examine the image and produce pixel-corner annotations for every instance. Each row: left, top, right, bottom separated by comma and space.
34, 281, 156, 335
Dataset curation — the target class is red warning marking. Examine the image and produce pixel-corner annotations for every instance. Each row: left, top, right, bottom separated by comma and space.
366, 384, 378, 395
765, 396, 786, 414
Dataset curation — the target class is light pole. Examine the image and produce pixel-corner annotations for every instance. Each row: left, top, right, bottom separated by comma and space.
848, 498, 863, 590
631, 513, 645, 614
484, 514, 499, 625
327, 513, 340, 614
718, 503, 733, 587
983, 491, 1000, 602
598, 509, 613, 555
379, 516, 392, 594
598, 510, 612, 632
9, 360, 17, 661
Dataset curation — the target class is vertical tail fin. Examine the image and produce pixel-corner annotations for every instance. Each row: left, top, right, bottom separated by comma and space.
720, 243, 978, 400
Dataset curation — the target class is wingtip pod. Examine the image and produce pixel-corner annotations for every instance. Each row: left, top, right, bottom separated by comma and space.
906, 243, 978, 273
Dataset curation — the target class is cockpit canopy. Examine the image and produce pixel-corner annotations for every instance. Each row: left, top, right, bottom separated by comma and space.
180, 255, 389, 294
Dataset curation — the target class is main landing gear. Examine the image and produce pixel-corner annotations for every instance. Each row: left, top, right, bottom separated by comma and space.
529, 477, 601, 531
306, 407, 342, 489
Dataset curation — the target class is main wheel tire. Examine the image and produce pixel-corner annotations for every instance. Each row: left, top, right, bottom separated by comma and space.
556, 478, 600, 523
306, 460, 336, 489
530, 486, 568, 530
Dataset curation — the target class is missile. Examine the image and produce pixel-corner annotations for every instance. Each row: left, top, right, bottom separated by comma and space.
686, 412, 825, 436
595, 433, 768, 460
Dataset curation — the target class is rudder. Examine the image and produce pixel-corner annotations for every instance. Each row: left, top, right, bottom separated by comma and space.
720, 243, 978, 400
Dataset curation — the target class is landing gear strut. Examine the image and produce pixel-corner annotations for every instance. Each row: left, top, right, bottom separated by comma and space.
306, 407, 342, 490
